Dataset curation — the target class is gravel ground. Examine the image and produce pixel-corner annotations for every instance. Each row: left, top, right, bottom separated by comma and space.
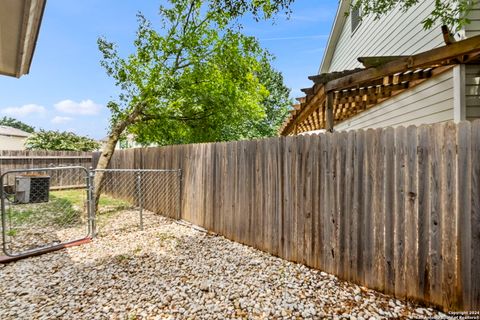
0, 210, 444, 319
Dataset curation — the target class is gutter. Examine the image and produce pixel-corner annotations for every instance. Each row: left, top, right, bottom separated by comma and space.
21, 0, 47, 76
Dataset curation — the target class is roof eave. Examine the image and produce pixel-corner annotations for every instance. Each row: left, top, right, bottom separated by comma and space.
318, 0, 350, 74
19, 0, 47, 77
0, 0, 47, 78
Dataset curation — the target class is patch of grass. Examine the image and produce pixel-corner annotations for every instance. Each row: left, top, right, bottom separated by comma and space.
6, 229, 18, 237
114, 254, 132, 262
156, 232, 176, 242
99, 194, 130, 208
7, 189, 133, 228
8, 194, 81, 227
49, 189, 86, 207
52, 189, 131, 210
7, 189, 85, 227
126, 313, 138, 320
49, 195, 81, 225
155, 232, 180, 247
8, 208, 36, 224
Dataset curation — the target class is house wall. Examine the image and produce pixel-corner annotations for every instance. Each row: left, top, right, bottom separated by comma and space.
334, 70, 454, 131
0, 135, 27, 150
465, 64, 480, 120
327, 0, 446, 72
465, 8, 480, 38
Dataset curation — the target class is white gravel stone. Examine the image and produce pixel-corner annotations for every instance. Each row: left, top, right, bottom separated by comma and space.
0, 209, 443, 319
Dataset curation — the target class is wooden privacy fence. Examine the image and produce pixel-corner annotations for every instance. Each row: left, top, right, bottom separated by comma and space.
0, 150, 93, 188
97, 121, 480, 311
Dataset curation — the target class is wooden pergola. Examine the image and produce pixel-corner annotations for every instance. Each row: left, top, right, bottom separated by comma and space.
280, 35, 480, 136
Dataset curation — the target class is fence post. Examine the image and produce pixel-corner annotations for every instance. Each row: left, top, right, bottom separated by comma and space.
326, 91, 334, 132
177, 169, 182, 220
88, 168, 97, 238
0, 172, 7, 254
137, 170, 143, 231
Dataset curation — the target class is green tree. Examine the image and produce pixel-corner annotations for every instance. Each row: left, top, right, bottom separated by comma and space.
351, 0, 476, 31
131, 58, 291, 144
0, 117, 34, 133
25, 130, 99, 151
242, 59, 291, 138
94, 0, 292, 206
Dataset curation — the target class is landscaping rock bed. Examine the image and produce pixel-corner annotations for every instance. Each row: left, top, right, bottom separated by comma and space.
0, 210, 444, 319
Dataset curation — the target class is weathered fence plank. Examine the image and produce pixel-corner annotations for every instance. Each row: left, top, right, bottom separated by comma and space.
374, 128, 385, 292
394, 126, 406, 298
471, 121, 480, 310
352, 129, 364, 285
1, 150, 92, 187
417, 125, 430, 301
326, 132, 335, 275
457, 121, 471, 310
405, 125, 419, 299
344, 130, 354, 282
442, 123, 457, 310
384, 127, 395, 295
430, 123, 443, 306
364, 129, 375, 288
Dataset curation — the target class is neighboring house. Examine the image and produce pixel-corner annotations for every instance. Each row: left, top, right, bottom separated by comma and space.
280, 0, 480, 135
0, 126, 31, 150
0, 0, 46, 78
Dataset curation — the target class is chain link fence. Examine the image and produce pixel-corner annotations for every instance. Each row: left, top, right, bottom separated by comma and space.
1, 166, 91, 256
92, 169, 181, 237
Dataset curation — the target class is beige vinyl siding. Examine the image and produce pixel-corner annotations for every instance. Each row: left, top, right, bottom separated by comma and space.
334, 70, 454, 131
0, 136, 27, 150
465, 64, 480, 120
328, 0, 444, 72
465, 9, 480, 38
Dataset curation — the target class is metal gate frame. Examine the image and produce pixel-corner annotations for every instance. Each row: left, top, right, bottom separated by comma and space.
0, 166, 93, 258
1, 166, 182, 260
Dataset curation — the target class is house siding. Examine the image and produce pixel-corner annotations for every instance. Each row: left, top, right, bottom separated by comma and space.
334, 70, 454, 131
0, 136, 28, 150
465, 9, 480, 38
328, 0, 446, 72
465, 64, 480, 120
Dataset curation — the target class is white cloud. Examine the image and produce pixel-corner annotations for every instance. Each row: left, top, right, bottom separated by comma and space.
51, 116, 73, 124
54, 99, 102, 115
1, 104, 46, 117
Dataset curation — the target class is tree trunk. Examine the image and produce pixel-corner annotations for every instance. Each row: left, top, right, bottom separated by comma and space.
93, 110, 140, 213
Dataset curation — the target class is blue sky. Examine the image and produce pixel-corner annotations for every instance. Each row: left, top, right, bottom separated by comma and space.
0, 0, 337, 139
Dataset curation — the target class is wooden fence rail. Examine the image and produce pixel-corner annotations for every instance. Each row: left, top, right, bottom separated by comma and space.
0, 150, 93, 187
94, 121, 480, 311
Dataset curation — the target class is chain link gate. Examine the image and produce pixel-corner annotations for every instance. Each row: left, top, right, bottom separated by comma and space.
1, 167, 181, 258
1, 166, 92, 257
92, 169, 181, 237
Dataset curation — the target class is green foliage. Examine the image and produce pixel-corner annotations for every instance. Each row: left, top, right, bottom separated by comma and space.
25, 130, 100, 151
208, 0, 294, 20
246, 59, 291, 138
0, 117, 34, 133
351, 0, 476, 31
98, 0, 292, 147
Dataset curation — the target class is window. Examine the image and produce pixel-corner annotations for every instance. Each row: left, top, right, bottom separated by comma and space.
351, 5, 361, 34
